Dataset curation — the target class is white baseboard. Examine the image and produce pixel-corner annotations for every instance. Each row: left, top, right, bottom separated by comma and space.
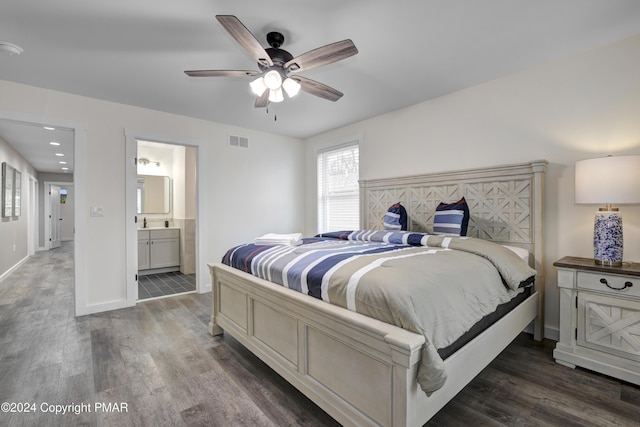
524, 323, 559, 341
545, 326, 559, 341
75, 299, 129, 316
0, 255, 30, 284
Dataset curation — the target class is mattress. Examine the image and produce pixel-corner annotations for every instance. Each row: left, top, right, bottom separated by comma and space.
437, 284, 532, 359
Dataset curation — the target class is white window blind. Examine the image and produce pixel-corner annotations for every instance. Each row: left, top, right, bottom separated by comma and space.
317, 142, 360, 234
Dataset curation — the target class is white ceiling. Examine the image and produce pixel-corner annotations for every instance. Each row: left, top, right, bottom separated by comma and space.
2, 0, 640, 173
0, 120, 74, 174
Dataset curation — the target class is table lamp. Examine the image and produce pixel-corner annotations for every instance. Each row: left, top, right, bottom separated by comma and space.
575, 155, 640, 266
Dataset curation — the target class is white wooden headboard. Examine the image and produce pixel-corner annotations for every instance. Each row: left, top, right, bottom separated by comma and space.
359, 159, 547, 282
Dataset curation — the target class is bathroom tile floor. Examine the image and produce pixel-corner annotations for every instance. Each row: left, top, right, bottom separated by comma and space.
138, 271, 196, 300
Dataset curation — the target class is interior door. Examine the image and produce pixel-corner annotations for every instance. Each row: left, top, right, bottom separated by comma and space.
49, 184, 61, 249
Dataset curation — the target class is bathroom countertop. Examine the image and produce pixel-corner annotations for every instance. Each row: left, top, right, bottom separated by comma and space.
138, 227, 179, 230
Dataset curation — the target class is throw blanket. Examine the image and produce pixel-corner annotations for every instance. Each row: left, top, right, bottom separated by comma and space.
222, 230, 536, 394
254, 232, 303, 246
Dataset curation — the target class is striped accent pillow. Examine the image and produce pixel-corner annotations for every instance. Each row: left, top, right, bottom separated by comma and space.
383, 203, 407, 231
433, 198, 469, 236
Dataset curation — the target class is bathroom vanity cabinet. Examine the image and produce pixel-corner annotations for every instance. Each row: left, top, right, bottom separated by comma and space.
138, 228, 180, 274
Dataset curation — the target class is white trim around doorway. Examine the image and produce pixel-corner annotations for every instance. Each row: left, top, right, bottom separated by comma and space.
124, 128, 209, 308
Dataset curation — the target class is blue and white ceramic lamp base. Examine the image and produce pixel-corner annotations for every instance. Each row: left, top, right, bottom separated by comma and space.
593, 210, 623, 266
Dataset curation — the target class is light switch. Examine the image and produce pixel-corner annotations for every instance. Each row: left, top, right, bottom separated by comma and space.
90, 206, 104, 217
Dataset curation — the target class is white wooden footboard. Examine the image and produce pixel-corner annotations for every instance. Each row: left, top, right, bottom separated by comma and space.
209, 262, 539, 427
209, 262, 425, 426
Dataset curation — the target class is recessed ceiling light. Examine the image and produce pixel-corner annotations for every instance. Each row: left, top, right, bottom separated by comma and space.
43, 126, 55, 130
49, 141, 60, 146
55, 153, 64, 157
61, 167, 69, 171
0, 42, 23, 56
59, 161, 67, 165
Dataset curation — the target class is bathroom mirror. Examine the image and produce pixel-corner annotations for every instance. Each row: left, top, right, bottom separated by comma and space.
137, 175, 170, 214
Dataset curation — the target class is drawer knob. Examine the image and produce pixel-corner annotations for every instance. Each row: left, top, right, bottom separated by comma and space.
599, 277, 633, 291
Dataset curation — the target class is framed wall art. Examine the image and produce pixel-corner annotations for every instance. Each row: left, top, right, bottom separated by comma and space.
2, 162, 15, 218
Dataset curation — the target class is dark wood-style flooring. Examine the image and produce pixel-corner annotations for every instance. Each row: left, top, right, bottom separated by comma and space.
1, 243, 639, 426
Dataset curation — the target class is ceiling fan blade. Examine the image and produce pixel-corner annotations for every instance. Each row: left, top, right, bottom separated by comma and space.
184, 70, 259, 77
291, 76, 343, 102
285, 39, 358, 73
216, 15, 273, 67
254, 90, 270, 108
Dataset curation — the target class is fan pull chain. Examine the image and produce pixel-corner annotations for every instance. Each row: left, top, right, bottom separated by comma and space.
265, 106, 277, 121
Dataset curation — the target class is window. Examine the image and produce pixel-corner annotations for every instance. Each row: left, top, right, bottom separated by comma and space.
317, 142, 360, 234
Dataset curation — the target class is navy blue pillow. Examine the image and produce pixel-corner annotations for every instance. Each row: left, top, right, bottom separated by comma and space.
433, 197, 469, 236
383, 203, 408, 231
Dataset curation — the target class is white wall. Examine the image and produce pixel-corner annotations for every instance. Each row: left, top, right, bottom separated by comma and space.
172, 145, 186, 221
0, 135, 37, 279
0, 80, 305, 314
304, 34, 640, 339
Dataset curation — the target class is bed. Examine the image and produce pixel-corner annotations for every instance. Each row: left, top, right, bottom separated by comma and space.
208, 160, 547, 427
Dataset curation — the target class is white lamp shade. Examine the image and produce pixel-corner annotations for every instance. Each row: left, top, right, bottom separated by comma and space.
263, 70, 282, 90
268, 87, 284, 103
249, 77, 267, 96
282, 78, 301, 97
575, 155, 640, 204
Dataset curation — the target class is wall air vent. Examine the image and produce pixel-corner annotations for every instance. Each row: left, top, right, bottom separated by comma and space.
229, 135, 249, 148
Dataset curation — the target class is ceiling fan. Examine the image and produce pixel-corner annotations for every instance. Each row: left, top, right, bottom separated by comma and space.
185, 15, 358, 108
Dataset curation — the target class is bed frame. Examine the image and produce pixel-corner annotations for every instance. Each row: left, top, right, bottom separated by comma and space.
208, 160, 547, 426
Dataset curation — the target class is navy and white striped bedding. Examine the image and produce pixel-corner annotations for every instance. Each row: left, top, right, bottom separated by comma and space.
221, 230, 536, 393
224, 231, 428, 299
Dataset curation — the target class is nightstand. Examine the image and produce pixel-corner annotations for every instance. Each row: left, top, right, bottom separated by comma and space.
553, 256, 640, 385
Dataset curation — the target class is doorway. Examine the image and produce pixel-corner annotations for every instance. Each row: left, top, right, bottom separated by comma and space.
49, 184, 61, 249
43, 182, 74, 250
0, 112, 86, 315
124, 129, 200, 305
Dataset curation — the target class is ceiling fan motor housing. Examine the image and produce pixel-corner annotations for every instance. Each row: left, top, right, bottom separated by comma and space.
260, 47, 294, 80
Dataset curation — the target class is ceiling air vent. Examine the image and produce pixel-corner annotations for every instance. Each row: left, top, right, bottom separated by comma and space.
229, 135, 249, 148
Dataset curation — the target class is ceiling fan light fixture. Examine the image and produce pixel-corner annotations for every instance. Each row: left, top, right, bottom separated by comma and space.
249, 77, 267, 96
282, 78, 301, 97
263, 70, 282, 90
268, 87, 284, 103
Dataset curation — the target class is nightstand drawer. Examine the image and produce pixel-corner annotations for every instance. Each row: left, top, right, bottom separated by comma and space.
577, 271, 640, 298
